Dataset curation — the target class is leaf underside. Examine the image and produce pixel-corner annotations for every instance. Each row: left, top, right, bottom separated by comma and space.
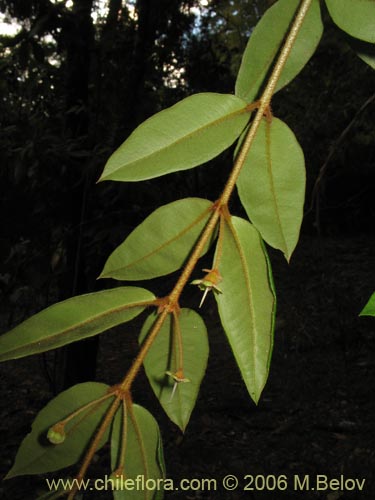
111, 404, 165, 500
215, 216, 276, 404
326, 0, 375, 43
139, 309, 209, 432
100, 198, 215, 281
99, 92, 250, 182
0, 287, 155, 361
7, 382, 111, 478
235, 0, 323, 103
236, 117, 305, 261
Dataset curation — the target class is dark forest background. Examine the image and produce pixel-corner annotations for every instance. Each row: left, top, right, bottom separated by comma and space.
1, 1, 375, 499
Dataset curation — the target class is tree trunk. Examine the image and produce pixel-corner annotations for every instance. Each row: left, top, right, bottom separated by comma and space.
54, 0, 98, 393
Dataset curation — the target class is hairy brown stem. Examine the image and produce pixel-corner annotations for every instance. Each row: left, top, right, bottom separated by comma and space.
120, 306, 170, 390
67, 396, 121, 500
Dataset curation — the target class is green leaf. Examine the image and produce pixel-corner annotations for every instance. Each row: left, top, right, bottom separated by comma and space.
236, 117, 305, 261
100, 198, 215, 281
99, 93, 250, 182
215, 216, 276, 404
235, 0, 323, 103
360, 293, 375, 317
111, 404, 165, 500
356, 47, 375, 70
36, 483, 74, 500
347, 36, 375, 70
139, 309, 209, 432
6, 382, 112, 478
326, 0, 375, 43
0, 287, 155, 361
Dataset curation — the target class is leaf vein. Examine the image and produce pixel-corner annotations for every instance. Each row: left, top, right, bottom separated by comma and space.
265, 120, 289, 255
104, 204, 214, 277
225, 218, 257, 372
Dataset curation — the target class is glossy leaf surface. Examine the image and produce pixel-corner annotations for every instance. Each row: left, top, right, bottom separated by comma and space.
100, 198, 215, 281
326, 0, 375, 43
7, 383, 111, 477
237, 117, 305, 261
215, 216, 276, 404
99, 93, 250, 182
360, 293, 375, 317
111, 404, 165, 500
235, 0, 322, 103
0, 287, 155, 361
139, 309, 209, 432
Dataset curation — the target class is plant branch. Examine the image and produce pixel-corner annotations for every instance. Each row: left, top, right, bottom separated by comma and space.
120, 306, 170, 390
67, 396, 121, 500
59, 390, 115, 428
169, 206, 221, 303
221, 0, 314, 205
118, 0, 315, 394
172, 310, 184, 372
169, 0, 315, 293
67, 2, 316, 494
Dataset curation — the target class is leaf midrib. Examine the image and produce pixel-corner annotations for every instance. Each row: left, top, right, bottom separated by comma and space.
225, 219, 258, 380
264, 120, 289, 257
102, 204, 213, 278
0, 299, 152, 361
130, 407, 152, 500
239, 0, 297, 102
104, 103, 249, 178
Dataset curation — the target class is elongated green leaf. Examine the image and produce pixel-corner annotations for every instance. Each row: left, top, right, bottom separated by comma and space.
360, 293, 375, 317
7, 382, 112, 478
215, 216, 276, 404
111, 404, 165, 500
237, 117, 305, 261
139, 309, 209, 432
0, 287, 155, 361
100, 198, 215, 281
235, 0, 322, 103
326, 0, 375, 43
99, 93, 250, 182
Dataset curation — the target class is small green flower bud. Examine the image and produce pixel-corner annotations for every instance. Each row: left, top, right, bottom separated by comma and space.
47, 423, 66, 444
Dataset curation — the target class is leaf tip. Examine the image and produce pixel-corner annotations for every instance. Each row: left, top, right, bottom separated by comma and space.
251, 393, 261, 406
283, 247, 294, 264
96, 173, 104, 184
4, 467, 17, 480
97, 169, 112, 183
179, 422, 187, 434
97, 271, 108, 280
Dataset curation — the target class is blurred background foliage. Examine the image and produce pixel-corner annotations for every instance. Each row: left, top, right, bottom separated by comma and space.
0, 0, 374, 387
